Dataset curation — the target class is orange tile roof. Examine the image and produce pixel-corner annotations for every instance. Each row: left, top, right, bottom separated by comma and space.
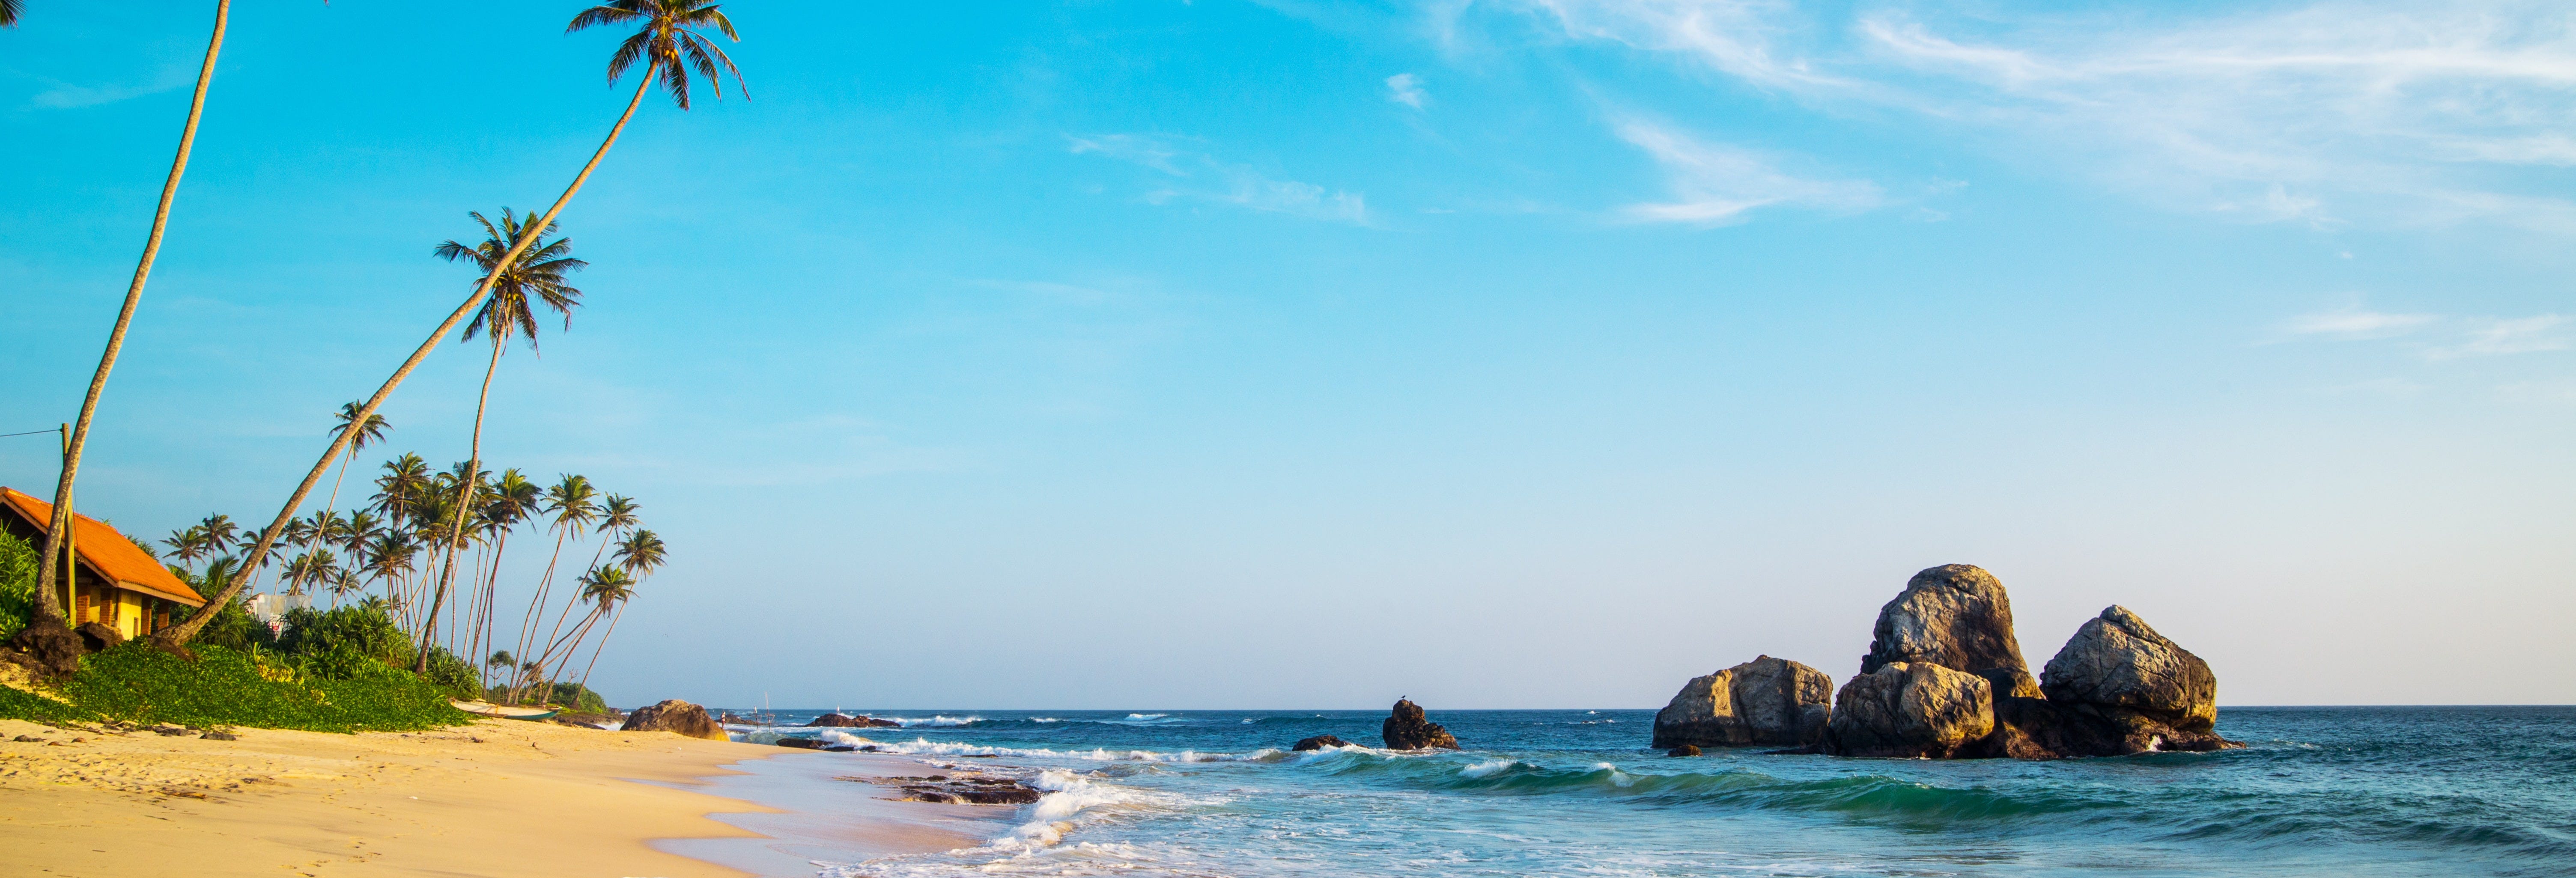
0, 487, 206, 607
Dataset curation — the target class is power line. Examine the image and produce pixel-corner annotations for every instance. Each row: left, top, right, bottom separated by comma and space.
0, 428, 60, 438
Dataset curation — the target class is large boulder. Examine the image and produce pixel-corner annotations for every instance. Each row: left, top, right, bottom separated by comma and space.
1822, 662, 1994, 758
1650, 655, 1833, 749
2042, 606, 2216, 729
1860, 564, 2042, 698
1291, 734, 1351, 751
620, 699, 730, 741
1971, 606, 2238, 758
807, 712, 900, 728
1380, 699, 1459, 750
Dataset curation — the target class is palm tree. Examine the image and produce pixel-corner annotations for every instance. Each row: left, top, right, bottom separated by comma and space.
281, 549, 338, 598
510, 474, 596, 701
198, 514, 239, 556
420, 211, 583, 664
573, 528, 664, 696
33, 0, 236, 647
544, 565, 635, 705
305, 402, 391, 557
1, 0, 21, 27
162, 526, 212, 568
530, 495, 638, 689
465, 469, 542, 682
165, 0, 745, 652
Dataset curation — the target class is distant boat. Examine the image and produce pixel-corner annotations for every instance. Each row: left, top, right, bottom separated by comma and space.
451, 700, 561, 721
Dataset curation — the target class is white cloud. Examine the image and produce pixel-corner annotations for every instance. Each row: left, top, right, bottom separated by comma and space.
2284, 308, 2438, 340
1386, 73, 1429, 109
1070, 134, 1371, 225
2428, 315, 2571, 359
1613, 120, 1880, 224
1495, 0, 2576, 234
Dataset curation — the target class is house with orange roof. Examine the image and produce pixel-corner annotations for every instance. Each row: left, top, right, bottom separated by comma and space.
0, 487, 206, 640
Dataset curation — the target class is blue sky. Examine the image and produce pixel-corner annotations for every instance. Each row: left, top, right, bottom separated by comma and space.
6, 0, 2574, 708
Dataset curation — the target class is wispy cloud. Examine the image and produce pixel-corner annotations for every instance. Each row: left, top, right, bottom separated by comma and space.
1494, 0, 2576, 233
1613, 120, 1880, 224
2427, 315, 2571, 359
1070, 134, 1372, 226
1386, 72, 1429, 109
2284, 308, 2438, 340
28, 67, 196, 110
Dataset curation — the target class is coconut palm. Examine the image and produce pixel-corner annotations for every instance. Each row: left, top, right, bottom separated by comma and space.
169, 0, 745, 652
305, 401, 392, 557
281, 549, 338, 598
198, 514, 239, 556
324, 569, 364, 607
510, 474, 597, 700
529, 496, 638, 689
34, 0, 236, 647
1, 0, 21, 27
573, 529, 665, 695
420, 211, 583, 666
465, 469, 543, 679
162, 527, 212, 568
543, 565, 635, 705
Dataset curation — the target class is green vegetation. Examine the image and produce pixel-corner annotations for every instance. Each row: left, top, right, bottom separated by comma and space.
0, 530, 36, 641
1, 603, 471, 732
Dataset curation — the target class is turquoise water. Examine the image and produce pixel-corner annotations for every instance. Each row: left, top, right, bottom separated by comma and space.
723, 706, 2576, 877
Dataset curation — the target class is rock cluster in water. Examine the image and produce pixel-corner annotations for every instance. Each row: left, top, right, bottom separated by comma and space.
1652, 563, 2239, 760
1292, 735, 1351, 751
1650, 655, 1834, 750
1381, 699, 1460, 750
620, 699, 730, 741
807, 712, 902, 728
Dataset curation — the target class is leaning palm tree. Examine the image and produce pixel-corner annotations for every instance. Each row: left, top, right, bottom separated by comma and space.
162, 1, 745, 652
543, 565, 635, 705
29, 0, 235, 654
510, 474, 596, 701
530, 495, 638, 687
573, 529, 664, 696
417, 211, 584, 663
304, 402, 391, 557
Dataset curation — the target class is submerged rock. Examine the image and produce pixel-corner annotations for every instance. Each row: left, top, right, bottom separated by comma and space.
1666, 744, 1702, 757
620, 699, 730, 741
808, 713, 901, 728
1822, 662, 1995, 758
1380, 699, 1460, 750
1291, 735, 1351, 751
1860, 564, 2043, 699
1651, 655, 1834, 749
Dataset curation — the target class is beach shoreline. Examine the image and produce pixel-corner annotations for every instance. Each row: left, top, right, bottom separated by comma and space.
0, 716, 975, 878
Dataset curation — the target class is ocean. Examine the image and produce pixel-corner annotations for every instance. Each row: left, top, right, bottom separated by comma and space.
719, 706, 2576, 878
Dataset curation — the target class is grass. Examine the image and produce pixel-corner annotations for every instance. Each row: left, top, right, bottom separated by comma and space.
0, 643, 471, 732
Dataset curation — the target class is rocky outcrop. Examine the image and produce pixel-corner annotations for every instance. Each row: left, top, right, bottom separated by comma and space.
1380, 699, 1459, 750
1973, 606, 2238, 757
1860, 564, 2042, 699
2042, 606, 2216, 729
1651, 655, 1834, 749
1822, 662, 1994, 758
620, 699, 730, 741
1291, 735, 1351, 751
808, 713, 901, 728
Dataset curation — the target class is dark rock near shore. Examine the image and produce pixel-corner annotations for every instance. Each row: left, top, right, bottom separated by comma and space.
1822, 662, 1995, 758
1667, 744, 1702, 757
72, 622, 124, 654
775, 736, 829, 750
717, 713, 763, 726
808, 713, 901, 728
1652, 655, 1834, 749
1381, 699, 1459, 750
620, 699, 730, 741
862, 773, 1046, 805
1861, 564, 2043, 699
1292, 735, 1351, 751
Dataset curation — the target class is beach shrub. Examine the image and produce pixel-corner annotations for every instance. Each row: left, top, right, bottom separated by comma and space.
57, 642, 468, 732
0, 685, 94, 724
0, 530, 36, 642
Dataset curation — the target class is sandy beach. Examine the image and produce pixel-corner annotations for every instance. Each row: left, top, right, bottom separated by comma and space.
0, 717, 984, 878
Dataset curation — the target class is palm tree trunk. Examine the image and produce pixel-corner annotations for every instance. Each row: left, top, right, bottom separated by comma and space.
417, 339, 501, 669
35, 0, 231, 633
510, 528, 573, 702
159, 63, 659, 650
573, 601, 629, 703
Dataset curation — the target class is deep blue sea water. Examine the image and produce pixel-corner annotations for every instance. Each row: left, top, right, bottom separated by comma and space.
718, 707, 2576, 878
